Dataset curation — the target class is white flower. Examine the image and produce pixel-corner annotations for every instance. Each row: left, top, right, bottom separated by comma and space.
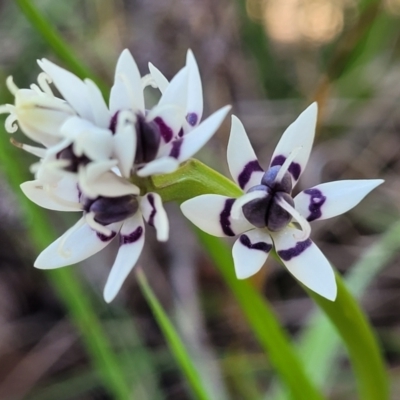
21, 173, 167, 303
181, 103, 383, 301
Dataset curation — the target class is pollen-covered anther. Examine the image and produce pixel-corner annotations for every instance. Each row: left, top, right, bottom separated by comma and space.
261, 165, 292, 193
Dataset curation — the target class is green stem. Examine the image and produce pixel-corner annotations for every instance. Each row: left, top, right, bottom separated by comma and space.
136, 269, 211, 400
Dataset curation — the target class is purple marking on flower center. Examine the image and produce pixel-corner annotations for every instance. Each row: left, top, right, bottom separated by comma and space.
271, 155, 301, 181
154, 117, 173, 142
97, 231, 117, 242
109, 111, 119, 134
240, 234, 272, 252
121, 226, 143, 245
304, 188, 326, 222
169, 139, 183, 159
277, 238, 312, 261
147, 194, 156, 227
186, 113, 198, 127
178, 128, 184, 138
237, 160, 264, 190
220, 198, 236, 237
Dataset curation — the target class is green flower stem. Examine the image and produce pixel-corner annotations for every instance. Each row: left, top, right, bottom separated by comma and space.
136, 269, 211, 400
15, 0, 108, 97
0, 102, 132, 398
152, 159, 388, 400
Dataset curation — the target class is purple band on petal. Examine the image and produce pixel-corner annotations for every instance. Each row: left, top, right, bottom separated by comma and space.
186, 113, 198, 127
240, 234, 272, 253
178, 128, 184, 138
277, 238, 312, 261
238, 160, 264, 190
220, 198, 236, 237
169, 139, 183, 159
109, 111, 119, 134
271, 155, 301, 181
97, 231, 117, 242
304, 188, 326, 222
121, 226, 143, 245
154, 117, 173, 142
147, 194, 156, 227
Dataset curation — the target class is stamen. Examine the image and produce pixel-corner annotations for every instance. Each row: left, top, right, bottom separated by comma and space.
37, 72, 54, 96
57, 217, 86, 258
5, 113, 18, 133
85, 211, 113, 236
30, 83, 42, 94
231, 190, 268, 220
276, 196, 311, 240
6, 76, 18, 95
275, 147, 302, 184
0, 104, 14, 114
141, 74, 158, 89
10, 138, 47, 158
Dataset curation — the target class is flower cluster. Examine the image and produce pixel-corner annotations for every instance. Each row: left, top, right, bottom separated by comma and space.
0, 50, 382, 303
0, 49, 230, 302
181, 104, 383, 301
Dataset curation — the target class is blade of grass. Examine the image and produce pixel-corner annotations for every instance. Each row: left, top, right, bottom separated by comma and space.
0, 92, 132, 398
15, 0, 108, 97
136, 268, 212, 400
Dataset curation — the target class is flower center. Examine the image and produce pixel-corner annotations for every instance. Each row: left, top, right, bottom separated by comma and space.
82, 194, 139, 226
242, 166, 294, 231
57, 145, 90, 172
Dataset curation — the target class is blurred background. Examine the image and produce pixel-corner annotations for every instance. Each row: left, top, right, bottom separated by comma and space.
0, 0, 400, 399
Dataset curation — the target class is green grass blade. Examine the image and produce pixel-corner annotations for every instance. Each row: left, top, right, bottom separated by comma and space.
15, 0, 108, 96
0, 94, 132, 398
136, 269, 212, 400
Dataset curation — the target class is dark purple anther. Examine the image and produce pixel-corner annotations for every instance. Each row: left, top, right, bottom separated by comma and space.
277, 238, 312, 261
57, 145, 90, 172
242, 186, 272, 228
271, 155, 301, 181
154, 117, 173, 142
304, 188, 326, 222
220, 198, 236, 236
240, 234, 272, 253
186, 113, 198, 127
237, 160, 264, 190
121, 226, 143, 244
109, 111, 119, 134
266, 193, 294, 232
135, 115, 161, 164
261, 165, 292, 193
86, 195, 139, 225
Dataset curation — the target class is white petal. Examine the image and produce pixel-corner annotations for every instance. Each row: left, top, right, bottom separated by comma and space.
103, 213, 145, 302
136, 157, 180, 177
169, 105, 231, 162
140, 193, 169, 241
181, 194, 253, 237
272, 226, 337, 301
269, 103, 317, 186
233, 229, 273, 279
294, 179, 384, 222
185, 50, 203, 127
21, 179, 81, 211
113, 111, 136, 178
61, 117, 113, 161
84, 79, 111, 128
34, 218, 120, 269
80, 162, 140, 198
146, 104, 185, 142
110, 49, 144, 114
38, 59, 94, 121
158, 66, 188, 111
228, 115, 264, 190
148, 62, 169, 93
